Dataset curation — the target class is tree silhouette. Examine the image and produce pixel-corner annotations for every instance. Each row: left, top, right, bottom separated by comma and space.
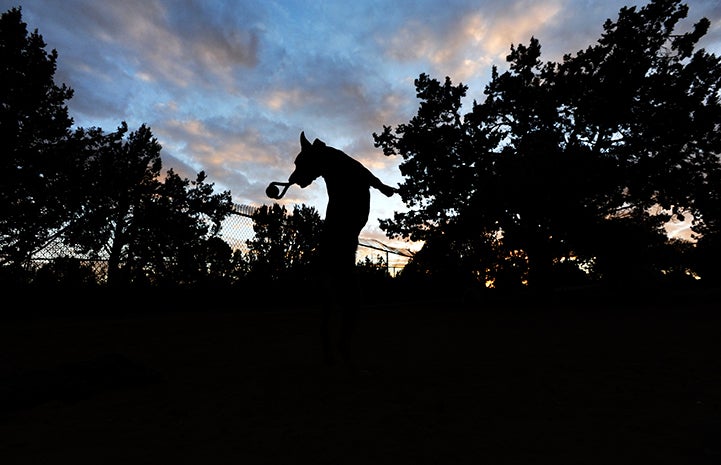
62, 123, 234, 287
126, 168, 234, 288
0, 7, 75, 268
691, 163, 721, 283
243, 203, 322, 285
375, 0, 721, 288
1, 7, 236, 288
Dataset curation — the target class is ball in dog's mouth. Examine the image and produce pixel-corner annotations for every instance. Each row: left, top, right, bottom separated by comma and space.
266, 184, 280, 199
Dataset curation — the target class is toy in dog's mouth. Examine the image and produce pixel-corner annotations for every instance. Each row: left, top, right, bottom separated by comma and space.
266, 182, 291, 199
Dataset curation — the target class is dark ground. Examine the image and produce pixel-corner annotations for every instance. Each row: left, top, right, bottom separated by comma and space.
1, 289, 719, 464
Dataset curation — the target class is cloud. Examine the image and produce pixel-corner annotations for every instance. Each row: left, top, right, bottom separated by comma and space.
155, 114, 294, 198
14, 0, 263, 126
379, 0, 721, 89
97, 0, 261, 92
382, 0, 565, 81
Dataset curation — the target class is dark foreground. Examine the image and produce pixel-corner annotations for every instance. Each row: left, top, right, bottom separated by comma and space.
1, 291, 720, 464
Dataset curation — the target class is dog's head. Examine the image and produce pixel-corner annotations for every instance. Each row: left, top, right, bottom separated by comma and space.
288, 131, 325, 188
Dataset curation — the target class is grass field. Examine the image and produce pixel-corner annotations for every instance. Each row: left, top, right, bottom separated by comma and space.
1, 290, 719, 464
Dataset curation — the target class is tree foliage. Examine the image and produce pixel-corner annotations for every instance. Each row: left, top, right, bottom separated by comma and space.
0, 6, 75, 266
61, 123, 234, 287
1, 6, 235, 288
243, 203, 323, 283
375, 0, 721, 288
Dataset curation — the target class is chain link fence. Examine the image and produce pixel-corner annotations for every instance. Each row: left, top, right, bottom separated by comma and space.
25, 204, 413, 283
221, 204, 413, 276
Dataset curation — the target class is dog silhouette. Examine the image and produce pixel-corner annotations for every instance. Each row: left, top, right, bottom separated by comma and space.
288, 131, 396, 366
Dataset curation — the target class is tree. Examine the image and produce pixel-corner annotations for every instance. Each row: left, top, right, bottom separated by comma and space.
0, 6, 75, 267
125, 168, 234, 287
244, 203, 322, 283
375, 0, 721, 288
1, 6, 239, 289
62, 123, 234, 287
374, 73, 503, 286
552, 0, 721, 284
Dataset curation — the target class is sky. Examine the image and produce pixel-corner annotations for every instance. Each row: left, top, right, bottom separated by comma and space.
4, 0, 720, 250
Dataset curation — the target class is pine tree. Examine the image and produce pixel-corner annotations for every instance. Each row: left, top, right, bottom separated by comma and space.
0, 7, 75, 266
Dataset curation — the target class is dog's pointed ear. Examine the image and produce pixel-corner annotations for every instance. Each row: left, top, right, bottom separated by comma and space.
300, 131, 311, 150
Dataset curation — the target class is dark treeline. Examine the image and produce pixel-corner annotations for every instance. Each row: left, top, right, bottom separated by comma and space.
2, 1, 720, 304
375, 0, 721, 295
